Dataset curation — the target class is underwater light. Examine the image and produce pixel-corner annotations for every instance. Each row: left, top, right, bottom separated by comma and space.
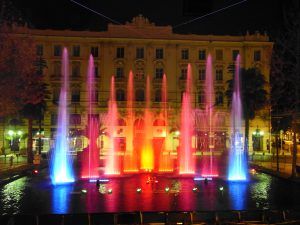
219, 186, 224, 191
81, 189, 87, 193
136, 188, 142, 193
192, 187, 198, 192
107, 188, 113, 194
165, 187, 170, 192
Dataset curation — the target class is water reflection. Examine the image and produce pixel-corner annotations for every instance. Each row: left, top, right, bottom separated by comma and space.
228, 182, 247, 210
52, 185, 72, 214
250, 173, 271, 209
0, 177, 28, 214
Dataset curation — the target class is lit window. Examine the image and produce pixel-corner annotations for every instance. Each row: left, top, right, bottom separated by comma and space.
181, 49, 189, 60
156, 48, 164, 59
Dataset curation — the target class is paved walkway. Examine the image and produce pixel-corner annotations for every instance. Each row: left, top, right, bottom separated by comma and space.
0, 154, 28, 173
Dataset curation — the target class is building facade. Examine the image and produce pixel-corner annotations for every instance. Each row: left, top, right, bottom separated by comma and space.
0, 15, 273, 157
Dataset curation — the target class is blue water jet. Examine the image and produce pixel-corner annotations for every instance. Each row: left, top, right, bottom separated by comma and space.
49, 48, 74, 185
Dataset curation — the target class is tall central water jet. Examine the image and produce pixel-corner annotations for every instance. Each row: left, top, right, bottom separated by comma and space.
124, 70, 138, 172
141, 75, 154, 171
179, 64, 195, 174
81, 55, 99, 179
228, 54, 248, 181
201, 54, 218, 177
50, 47, 74, 184
105, 76, 120, 175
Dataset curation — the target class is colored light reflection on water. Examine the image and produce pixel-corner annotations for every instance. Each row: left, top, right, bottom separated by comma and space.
52, 184, 72, 214
228, 182, 247, 210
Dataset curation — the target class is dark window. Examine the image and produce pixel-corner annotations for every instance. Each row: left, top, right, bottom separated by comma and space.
116, 47, 124, 58
254, 50, 261, 61
136, 47, 144, 59
91, 46, 99, 57
36, 44, 43, 56
135, 69, 144, 80
54, 45, 62, 56
116, 67, 124, 78
69, 114, 81, 125
156, 48, 164, 59
94, 64, 99, 77
116, 89, 125, 101
136, 89, 145, 101
215, 92, 224, 105
51, 114, 58, 125
71, 90, 80, 103
155, 90, 161, 102
88, 114, 99, 123
198, 49, 206, 60
198, 68, 206, 81
180, 68, 187, 79
93, 91, 99, 102
215, 49, 223, 61
72, 45, 80, 57
72, 62, 80, 77
232, 50, 239, 61
198, 92, 205, 104
216, 69, 223, 81
155, 68, 164, 79
181, 49, 189, 60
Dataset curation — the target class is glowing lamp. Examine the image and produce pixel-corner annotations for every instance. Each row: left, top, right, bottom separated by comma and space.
8, 130, 14, 136
259, 131, 264, 135
136, 188, 142, 193
175, 131, 180, 136
192, 187, 198, 192
165, 187, 170, 192
107, 189, 113, 194
219, 186, 224, 191
81, 189, 87, 193
33, 169, 39, 174
17, 130, 22, 136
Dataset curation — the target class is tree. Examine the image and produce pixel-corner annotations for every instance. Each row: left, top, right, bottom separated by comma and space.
226, 67, 268, 152
271, 0, 300, 177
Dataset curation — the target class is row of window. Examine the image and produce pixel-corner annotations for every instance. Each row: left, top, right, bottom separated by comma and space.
53, 89, 224, 105
37, 45, 261, 62
52, 62, 225, 81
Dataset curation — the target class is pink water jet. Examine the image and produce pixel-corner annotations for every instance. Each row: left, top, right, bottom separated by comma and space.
105, 76, 120, 175
201, 54, 219, 177
179, 64, 195, 174
123, 70, 138, 172
81, 55, 99, 179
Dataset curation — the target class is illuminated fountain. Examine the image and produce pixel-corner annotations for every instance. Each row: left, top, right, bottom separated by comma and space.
123, 70, 138, 172
104, 76, 120, 175
49, 47, 75, 184
158, 73, 173, 172
141, 75, 154, 171
81, 55, 99, 179
201, 54, 218, 177
228, 54, 248, 181
179, 64, 195, 174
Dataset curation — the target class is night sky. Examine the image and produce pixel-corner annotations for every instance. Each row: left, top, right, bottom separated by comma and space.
10, 0, 283, 37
